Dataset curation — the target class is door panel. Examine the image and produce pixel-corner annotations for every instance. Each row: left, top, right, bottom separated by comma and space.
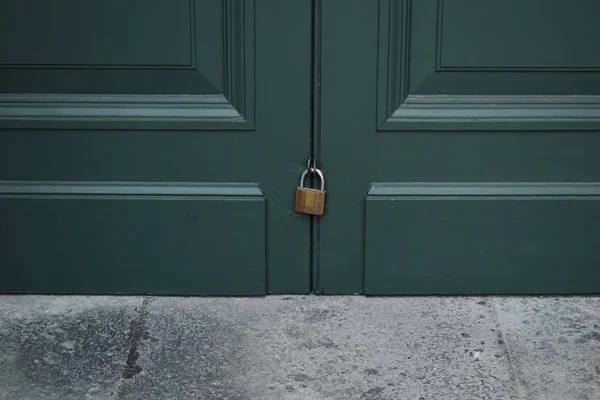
0, 183, 265, 295
0, 0, 193, 66
366, 184, 600, 294
0, 0, 253, 129
0, 0, 312, 295
378, 0, 600, 132
438, 0, 600, 69
318, 0, 600, 294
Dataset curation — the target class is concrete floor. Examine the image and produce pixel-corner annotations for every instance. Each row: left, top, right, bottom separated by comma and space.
0, 296, 599, 400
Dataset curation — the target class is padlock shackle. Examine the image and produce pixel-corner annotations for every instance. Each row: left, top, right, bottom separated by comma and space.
298, 168, 325, 192
314, 168, 325, 192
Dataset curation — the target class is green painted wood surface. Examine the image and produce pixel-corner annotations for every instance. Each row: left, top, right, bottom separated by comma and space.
0, 0, 193, 66
365, 183, 600, 295
440, 0, 600, 69
4, 0, 599, 295
318, 0, 600, 294
0, 0, 312, 295
0, 183, 265, 295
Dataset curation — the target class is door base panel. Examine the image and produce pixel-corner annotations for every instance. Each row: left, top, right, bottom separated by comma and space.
0, 181, 266, 295
365, 182, 600, 295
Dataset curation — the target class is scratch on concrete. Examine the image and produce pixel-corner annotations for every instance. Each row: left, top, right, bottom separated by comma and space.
490, 297, 529, 400
122, 298, 150, 379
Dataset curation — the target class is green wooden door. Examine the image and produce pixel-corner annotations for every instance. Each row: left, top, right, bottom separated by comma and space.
0, 0, 312, 295
316, 0, 600, 294
4, 0, 600, 297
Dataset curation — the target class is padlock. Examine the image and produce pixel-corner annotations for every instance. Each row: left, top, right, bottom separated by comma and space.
295, 168, 326, 216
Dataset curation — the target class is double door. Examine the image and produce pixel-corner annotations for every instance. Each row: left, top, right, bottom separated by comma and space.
2, 0, 599, 295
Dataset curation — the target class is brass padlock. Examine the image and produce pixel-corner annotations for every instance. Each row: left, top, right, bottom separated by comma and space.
295, 168, 326, 216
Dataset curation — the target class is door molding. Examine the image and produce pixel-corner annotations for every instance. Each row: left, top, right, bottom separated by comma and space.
0, 0, 255, 131
377, 0, 600, 131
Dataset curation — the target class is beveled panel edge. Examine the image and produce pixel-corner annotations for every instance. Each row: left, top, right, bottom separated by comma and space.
0, 93, 253, 130
369, 181, 600, 197
0, 180, 264, 197
223, 0, 255, 126
376, 0, 410, 129
380, 94, 600, 131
